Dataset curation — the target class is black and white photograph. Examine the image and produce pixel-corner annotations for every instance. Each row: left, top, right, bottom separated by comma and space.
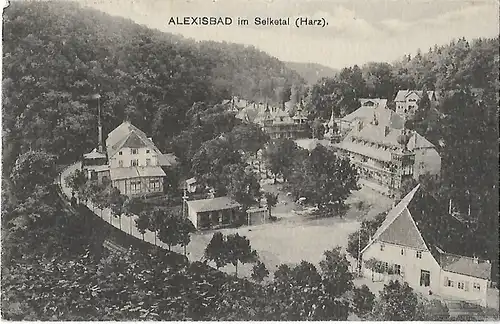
1, 0, 499, 321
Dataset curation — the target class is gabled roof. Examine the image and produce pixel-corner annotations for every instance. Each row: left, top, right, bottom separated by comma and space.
361, 185, 492, 281
105, 121, 175, 160
361, 185, 423, 254
341, 103, 402, 129
83, 148, 106, 159
394, 90, 436, 102
187, 196, 241, 213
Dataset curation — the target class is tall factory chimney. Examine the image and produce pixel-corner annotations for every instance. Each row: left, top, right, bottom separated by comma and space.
92, 93, 103, 153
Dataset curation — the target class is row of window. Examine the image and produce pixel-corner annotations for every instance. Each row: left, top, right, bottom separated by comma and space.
130, 179, 161, 192
118, 148, 151, 155
445, 277, 481, 292
380, 244, 423, 259
118, 159, 153, 167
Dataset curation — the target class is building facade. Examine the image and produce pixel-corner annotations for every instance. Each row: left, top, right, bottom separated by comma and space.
187, 196, 241, 229
236, 100, 309, 140
360, 185, 492, 307
82, 121, 178, 196
334, 118, 441, 196
394, 90, 438, 121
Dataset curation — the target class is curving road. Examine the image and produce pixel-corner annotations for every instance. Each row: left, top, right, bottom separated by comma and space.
59, 162, 189, 257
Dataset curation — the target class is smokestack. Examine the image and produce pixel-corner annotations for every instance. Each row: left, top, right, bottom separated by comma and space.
92, 93, 103, 153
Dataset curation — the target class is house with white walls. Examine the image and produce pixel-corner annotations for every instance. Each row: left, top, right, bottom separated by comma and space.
360, 185, 492, 307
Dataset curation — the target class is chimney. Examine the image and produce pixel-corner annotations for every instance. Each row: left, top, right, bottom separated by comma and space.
384, 126, 390, 137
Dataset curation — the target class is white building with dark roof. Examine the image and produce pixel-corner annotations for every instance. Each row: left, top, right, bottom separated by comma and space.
394, 90, 438, 121
83, 121, 178, 196
187, 196, 241, 229
334, 115, 441, 195
360, 185, 492, 307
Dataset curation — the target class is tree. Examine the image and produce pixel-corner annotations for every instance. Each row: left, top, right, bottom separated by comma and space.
311, 118, 325, 139
251, 260, 269, 282
224, 163, 261, 210
64, 168, 88, 199
225, 233, 258, 277
148, 207, 163, 246
157, 209, 183, 251
10, 150, 56, 200
415, 298, 450, 321
190, 137, 242, 193
262, 138, 302, 183
107, 187, 127, 230
372, 280, 419, 321
288, 145, 359, 214
352, 284, 375, 317
319, 247, 354, 297
228, 123, 269, 157
178, 217, 196, 256
264, 192, 278, 218
123, 196, 145, 234
135, 209, 150, 241
204, 232, 229, 269
346, 212, 387, 261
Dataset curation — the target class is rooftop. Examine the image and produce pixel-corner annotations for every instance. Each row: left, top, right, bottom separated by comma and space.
187, 196, 241, 213
439, 252, 492, 280
109, 166, 166, 181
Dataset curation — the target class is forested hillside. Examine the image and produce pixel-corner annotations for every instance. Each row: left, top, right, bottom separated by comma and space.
284, 61, 339, 84
306, 37, 499, 278
2, 1, 304, 169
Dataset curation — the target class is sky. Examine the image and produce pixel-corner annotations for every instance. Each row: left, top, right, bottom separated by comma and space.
75, 0, 499, 69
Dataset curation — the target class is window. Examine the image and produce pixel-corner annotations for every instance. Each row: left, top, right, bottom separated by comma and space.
420, 270, 430, 287
131, 148, 138, 155
401, 248, 405, 256
131, 159, 139, 167
149, 179, 160, 190
458, 282, 465, 289
118, 160, 123, 167
146, 158, 151, 166
131, 180, 141, 192
384, 262, 389, 272
447, 279, 454, 288
380, 243, 385, 251
473, 282, 481, 291
119, 151, 123, 156
395, 264, 401, 275
146, 149, 150, 153
416, 251, 422, 259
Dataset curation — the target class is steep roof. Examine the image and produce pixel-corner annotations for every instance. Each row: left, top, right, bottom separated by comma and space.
83, 148, 106, 159
361, 185, 492, 281
361, 185, 423, 254
105, 121, 177, 161
341, 103, 402, 129
394, 90, 436, 102
187, 196, 241, 213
